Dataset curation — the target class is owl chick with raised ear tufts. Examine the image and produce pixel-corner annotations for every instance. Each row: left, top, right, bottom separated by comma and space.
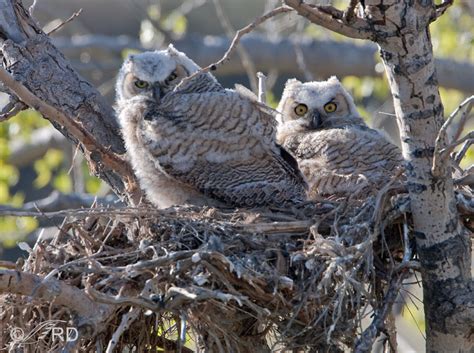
115, 45, 307, 208
276, 76, 403, 198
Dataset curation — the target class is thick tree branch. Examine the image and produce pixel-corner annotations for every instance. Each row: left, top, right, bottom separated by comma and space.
0, 64, 140, 202
0, 269, 112, 332
0, 0, 142, 204
284, 0, 373, 40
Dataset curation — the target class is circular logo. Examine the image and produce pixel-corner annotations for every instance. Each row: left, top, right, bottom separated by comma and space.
10, 327, 25, 342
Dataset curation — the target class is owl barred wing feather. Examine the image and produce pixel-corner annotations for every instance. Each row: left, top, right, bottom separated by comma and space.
234, 84, 278, 129
138, 88, 307, 207
284, 127, 403, 196
116, 49, 308, 208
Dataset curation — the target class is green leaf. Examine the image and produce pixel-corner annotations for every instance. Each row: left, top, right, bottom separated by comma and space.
34, 159, 52, 188
163, 13, 187, 36
53, 171, 73, 193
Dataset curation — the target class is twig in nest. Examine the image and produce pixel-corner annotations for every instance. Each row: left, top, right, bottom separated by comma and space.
454, 166, 474, 188
432, 95, 473, 176
47, 9, 83, 35
353, 271, 407, 353
86, 284, 160, 312
105, 307, 141, 353
257, 72, 267, 103
176, 6, 293, 89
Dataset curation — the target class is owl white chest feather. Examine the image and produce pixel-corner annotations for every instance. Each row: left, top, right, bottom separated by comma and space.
118, 99, 214, 208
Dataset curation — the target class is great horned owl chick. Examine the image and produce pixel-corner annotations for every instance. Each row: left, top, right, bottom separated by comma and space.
115, 45, 307, 208
276, 77, 403, 197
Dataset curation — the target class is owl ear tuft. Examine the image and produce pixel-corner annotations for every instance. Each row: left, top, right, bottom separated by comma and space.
167, 44, 180, 57
285, 78, 302, 90
327, 76, 341, 84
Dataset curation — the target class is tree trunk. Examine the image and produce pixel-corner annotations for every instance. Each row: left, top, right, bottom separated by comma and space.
375, 5, 472, 352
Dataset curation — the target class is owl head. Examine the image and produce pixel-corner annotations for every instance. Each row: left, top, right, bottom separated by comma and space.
116, 44, 202, 104
276, 77, 364, 138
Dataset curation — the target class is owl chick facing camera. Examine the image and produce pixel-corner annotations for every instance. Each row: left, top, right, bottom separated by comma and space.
276, 77, 403, 198
115, 45, 307, 209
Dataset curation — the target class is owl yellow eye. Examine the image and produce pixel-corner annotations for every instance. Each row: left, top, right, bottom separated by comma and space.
294, 104, 308, 116
134, 80, 149, 89
324, 102, 337, 113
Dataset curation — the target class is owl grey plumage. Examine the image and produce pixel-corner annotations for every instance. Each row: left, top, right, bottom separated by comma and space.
115, 45, 307, 208
276, 77, 403, 198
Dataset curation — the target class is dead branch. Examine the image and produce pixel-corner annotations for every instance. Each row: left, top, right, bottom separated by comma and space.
435, 0, 454, 19
177, 6, 293, 88
0, 0, 143, 204
212, 0, 258, 92
441, 131, 474, 156
0, 96, 27, 122
105, 307, 141, 353
284, 0, 372, 40
432, 95, 474, 176
0, 65, 141, 203
257, 71, 267, 103
455, 140, 473, 165
0, 269, 112, 331
46, 8, 83, 35
292, 35, 314, 81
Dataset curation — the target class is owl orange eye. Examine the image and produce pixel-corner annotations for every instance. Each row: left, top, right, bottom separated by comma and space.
134, 80, 149, 89
294, 104, 308, 116
324, 102, 337, 113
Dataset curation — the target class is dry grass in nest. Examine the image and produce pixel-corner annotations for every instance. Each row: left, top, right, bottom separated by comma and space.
1, 180, 472, 352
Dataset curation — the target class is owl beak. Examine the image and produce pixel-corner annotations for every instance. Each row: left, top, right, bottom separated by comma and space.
310, 111, 322, 129
152, 85, 162, 101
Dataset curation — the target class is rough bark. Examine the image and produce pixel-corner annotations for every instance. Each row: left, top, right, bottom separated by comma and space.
375, 4, 473, 352
0, 269, 113, 332
0, 0, 141, 203
285, 0, 473, 351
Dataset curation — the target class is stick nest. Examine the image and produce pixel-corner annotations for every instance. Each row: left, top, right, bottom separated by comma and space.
2, 183, 472, 352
